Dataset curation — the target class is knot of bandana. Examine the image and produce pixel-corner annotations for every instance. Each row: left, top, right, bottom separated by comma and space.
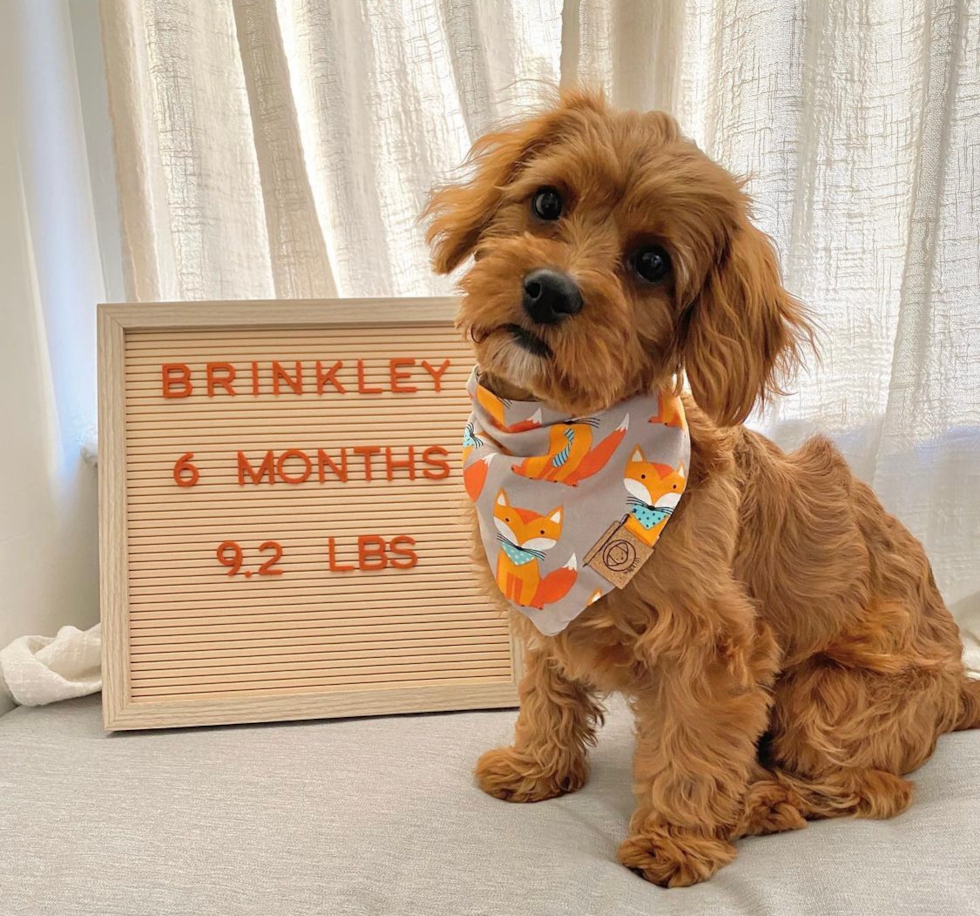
462, 368, 691, 636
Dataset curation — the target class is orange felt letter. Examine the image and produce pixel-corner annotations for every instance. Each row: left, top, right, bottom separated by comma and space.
385, 446, 416, 481
327, 537, 354, 573
357, 535, 388, 571
316, 360, 346, 395
317, 448, 349, 483
238, 450, 275, 486
162, 363, 192, 398
272, 360, 303, 395
420, 359, 450, 392
421, 445, 451, 480
389, 358, 417, 393
353, 445, 381, 481
356, 359, 383, 395
276, 449, 312, 484
206, 362, 236, 397
389, 535, 418, 569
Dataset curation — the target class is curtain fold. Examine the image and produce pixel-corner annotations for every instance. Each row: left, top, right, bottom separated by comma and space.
232, 0, 337, 299
99, 0, 979, 635
100, 0, 563, 299
0, 0, 104, 714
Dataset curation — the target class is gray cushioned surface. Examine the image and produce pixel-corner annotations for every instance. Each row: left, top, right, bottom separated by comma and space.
2, 694, 978, 915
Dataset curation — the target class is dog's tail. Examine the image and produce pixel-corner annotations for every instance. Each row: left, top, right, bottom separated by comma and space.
955, 675, 980, 730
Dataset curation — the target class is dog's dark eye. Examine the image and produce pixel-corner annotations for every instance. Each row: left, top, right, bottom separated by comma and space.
632, 245, 671, 283
531, 187, 563, 221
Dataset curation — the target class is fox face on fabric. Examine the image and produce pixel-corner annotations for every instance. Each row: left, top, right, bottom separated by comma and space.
492, 490, 577, 609
623, 447, 686, 546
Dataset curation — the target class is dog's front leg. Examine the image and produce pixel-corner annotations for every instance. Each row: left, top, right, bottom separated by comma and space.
475, 645, 603, 802
619, 645, 771, 887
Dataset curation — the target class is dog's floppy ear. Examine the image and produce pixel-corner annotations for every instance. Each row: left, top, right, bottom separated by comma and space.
683, 221, 812, 426
423, 90, 606, 274
423, 125, 529, 274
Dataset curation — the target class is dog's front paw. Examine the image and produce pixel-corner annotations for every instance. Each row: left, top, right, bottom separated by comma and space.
618, 827, 736, 887
475, 746, 587, 802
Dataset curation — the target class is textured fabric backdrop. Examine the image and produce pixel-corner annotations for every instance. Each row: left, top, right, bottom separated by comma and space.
99, 0, 980, 638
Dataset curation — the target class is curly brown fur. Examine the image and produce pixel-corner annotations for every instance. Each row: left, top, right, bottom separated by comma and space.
425, 89, 977, 888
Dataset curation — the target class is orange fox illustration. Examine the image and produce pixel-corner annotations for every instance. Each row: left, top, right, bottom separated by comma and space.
623, 446, 686, 546
463, 454, 493, 500
476, 385, 543, 433
493, 489, 577, 608
462, 421, 495, 500
649, 392, 687, 431
512, 414, 629, 486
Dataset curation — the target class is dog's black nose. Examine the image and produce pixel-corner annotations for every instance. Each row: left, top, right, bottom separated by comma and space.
522, 269, 583, 324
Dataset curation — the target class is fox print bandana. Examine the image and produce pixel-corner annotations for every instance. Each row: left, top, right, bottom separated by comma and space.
463, 369, 691, 636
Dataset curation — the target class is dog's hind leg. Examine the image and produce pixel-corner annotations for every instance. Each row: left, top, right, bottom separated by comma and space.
955, 676, 980, 730
759, 654, 964, 825
732, 761, 914, 838
766, 766, 913, 820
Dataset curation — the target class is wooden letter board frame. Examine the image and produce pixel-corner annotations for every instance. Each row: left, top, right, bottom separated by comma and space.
99, 299, 520, 731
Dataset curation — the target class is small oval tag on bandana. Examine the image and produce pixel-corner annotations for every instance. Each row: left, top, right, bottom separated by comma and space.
462, 368, 690, 636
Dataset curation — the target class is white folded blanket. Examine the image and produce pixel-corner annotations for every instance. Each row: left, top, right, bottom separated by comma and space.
0, 624, 101, 706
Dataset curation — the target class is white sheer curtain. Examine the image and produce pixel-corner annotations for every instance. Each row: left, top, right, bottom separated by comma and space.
99, 0, 980, 639
99, 0, 563, 300
0, 0, 107, 713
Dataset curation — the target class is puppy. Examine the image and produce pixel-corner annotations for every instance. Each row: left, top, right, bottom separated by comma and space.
424, 90, 979, 887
